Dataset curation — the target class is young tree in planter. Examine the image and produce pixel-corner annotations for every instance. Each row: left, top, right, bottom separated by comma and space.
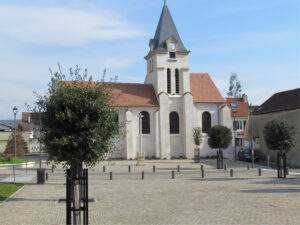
208, 125, 232, 169
193, 127, 203, 163
263, 120, 295, 178
36, 65, 119, 224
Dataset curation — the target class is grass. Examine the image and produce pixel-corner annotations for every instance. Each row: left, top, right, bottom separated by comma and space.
0, 183, 23, 202
0, 155, 27, 164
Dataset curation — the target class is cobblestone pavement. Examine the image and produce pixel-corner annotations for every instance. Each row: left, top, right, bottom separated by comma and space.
0, 159, 300, 225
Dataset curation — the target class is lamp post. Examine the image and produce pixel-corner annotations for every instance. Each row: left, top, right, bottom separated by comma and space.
137, 113, 145, 165
250, 104, 255, 168
231, 102, 237, 161
13, 106, 18, 158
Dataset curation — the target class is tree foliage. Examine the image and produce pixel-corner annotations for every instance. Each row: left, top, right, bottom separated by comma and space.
263, 119, 295, 152
193, 127, 203, 146
227, 73, 242, 97
4, 131, 28, 156
208, 125, 232, 149
35, 65, 119, 167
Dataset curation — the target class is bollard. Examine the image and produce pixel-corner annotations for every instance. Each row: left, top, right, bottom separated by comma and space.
25, 162, 28, 173
247, 165, 250, 170
200, 165, 204, 171
153, 165, 156, 173
45, 172, 49, 181
103, 165, 106, 173
142, 171, 145, 180
177, 165, 180, 172
201, 169, 205, 178
267, 155, 270, 168
110, 172, 113, 180
230, 169, 234, 177
258, 168, 262, 176
128, 165, 131, 173
224, 164, 227, 171
171, 170, 175, 179
51, 165, 54, 173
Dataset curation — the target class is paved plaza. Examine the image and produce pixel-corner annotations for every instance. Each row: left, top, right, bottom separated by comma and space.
0, 160, 300, 225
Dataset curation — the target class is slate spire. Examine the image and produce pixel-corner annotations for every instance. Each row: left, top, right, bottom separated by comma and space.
150, 2, 188, 52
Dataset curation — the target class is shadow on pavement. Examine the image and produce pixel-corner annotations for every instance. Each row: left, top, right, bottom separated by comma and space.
241, 188, 300, 193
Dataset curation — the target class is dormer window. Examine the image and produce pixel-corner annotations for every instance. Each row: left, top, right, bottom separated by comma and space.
169, 52, 176, 59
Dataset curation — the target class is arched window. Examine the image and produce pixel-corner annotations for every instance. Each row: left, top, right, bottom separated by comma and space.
175, 69, 180, 94
202, 111, 211, 133
170, 112, 179, 134
167, 68, 171, 94
140, 111, 150, 134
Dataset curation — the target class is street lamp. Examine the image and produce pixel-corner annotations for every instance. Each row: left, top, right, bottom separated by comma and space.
230, 102, 237, 161
13, 106, 18, 158
137, 113, 145, 165
250, 104, 255, 168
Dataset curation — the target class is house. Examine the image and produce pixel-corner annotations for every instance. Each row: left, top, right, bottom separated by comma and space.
252, 88, 300, 167
226, 95, 249, 150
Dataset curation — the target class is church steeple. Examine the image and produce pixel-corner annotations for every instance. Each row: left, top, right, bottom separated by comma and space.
149, 2, 188, 53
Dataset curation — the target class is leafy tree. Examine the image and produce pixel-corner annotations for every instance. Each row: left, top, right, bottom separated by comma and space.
227, 73, 242, 97
208, 125, 232, 169
263, 120, 295, 178
193, 127, 203, 163
35, 65, 119, 223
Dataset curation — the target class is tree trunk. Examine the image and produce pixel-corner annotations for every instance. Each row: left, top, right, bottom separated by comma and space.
283, 152, 287, 178
220, 149, 224, 169
217, 149, 222, 169
277, 152, 284, 179
72, 163, 82, 225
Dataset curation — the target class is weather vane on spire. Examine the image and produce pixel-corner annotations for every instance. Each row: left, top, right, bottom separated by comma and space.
164, 0, 167, 6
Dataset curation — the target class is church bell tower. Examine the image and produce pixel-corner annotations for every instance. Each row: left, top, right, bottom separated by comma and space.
144, 1, 191, 96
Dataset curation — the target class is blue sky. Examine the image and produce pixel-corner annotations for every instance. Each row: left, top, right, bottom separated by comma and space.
0, 0, 299, 119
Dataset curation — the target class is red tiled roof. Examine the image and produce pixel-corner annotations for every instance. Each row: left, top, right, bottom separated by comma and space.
110, 83, 159, 107
226, 97, 249, 118
190, 73, 225, 103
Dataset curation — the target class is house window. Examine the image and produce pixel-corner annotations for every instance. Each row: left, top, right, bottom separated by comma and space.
170, 112, 179, 134
175, 69, 180, 94
167, 68, 171, 94
140, 111, 150, 134
233, 121, 243, 130
169, 52, 176, 59
202, 111, 211, 133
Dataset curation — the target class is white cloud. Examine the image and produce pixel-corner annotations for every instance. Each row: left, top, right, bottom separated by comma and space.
0, 4, 145, 45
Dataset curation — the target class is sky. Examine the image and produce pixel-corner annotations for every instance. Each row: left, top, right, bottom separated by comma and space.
0, 0, 299, 119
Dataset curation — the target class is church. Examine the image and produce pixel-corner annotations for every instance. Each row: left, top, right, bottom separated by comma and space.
110, 2, 233, 160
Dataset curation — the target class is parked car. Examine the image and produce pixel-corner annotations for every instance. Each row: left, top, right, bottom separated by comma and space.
238, 148, 260, 162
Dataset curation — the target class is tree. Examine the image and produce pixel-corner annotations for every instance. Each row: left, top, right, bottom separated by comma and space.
263, 120, 295, 178
208, 125, 232, 169
35, 65, 119, 224
4, 130, 28, 157
193, 127, 203, 163
227, 73, 242, 97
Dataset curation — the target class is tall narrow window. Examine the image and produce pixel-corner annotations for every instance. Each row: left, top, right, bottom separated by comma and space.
167, 68, 171, 94
202, 111, 211, 133
140, 111, 150, 134
175, 69, 180, 94
170, 112, 179, 134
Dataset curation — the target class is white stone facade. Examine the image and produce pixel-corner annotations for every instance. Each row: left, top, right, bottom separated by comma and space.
110, 4, 233, 160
